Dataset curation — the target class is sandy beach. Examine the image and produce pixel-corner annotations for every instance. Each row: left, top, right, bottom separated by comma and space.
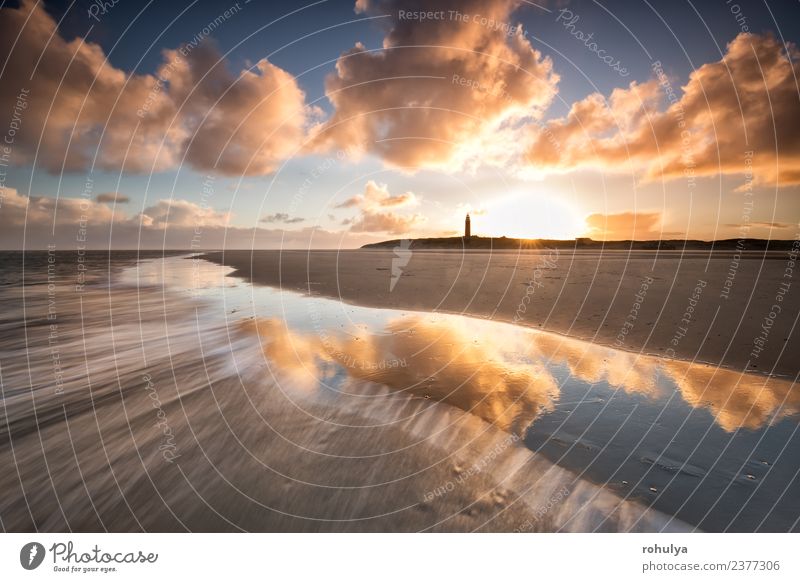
204, 249, 800, 378
0, 255, 694, 532
1, 253, 797, 532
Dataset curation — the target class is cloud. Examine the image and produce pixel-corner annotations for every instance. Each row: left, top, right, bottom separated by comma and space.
164, 43, 314, 175
0, 187, 118, 228
724, 221, 794, 229
457, 202, 488, 216
338, 181, 424, 234
1, 188, 231, 235
525, 33, 800, 187
347, 211, 424, 234
335, 180, 418, 210
0, 189, 385, 249
246, 313, 559, 432
334, 198, 361, 209
261, 213, 305, 224
584, 211, 663, 240
6, 0, 798, 193
313, 0, 559, 172
0, 1, 312, 176
136, 199, 231, 229
95, 192, 130, 204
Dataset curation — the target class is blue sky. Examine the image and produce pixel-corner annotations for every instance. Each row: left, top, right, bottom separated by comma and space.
2, 0, 799, 247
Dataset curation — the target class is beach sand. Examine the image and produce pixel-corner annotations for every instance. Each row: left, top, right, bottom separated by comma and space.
204, 249, 799, 378
0, 255, 687, 532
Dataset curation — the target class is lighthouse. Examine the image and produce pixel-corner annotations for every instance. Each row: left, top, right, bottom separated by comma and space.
465, 213, 471, 238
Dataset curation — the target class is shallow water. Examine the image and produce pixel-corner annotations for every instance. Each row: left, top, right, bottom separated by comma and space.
1, 254, 797, 531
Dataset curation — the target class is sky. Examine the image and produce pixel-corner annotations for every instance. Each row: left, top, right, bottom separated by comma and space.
1, 0, 799, 248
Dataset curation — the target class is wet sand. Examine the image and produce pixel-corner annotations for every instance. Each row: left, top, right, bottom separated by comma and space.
0, 256, 688, 532
203, 249, 800, 379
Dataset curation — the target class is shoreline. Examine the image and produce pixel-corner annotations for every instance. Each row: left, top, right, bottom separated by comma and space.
0, 254, 690, 532
201, 249, 800, 378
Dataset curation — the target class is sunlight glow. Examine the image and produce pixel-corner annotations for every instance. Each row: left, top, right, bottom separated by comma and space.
475, 192, 583, 240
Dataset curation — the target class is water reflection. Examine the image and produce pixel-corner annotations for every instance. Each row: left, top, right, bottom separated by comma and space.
244, 316, 560, 433
239, 300, 800, 532
662, 360, 799, 431
242, 311, 798, 434
1, 255, 690, 532
117, 256, 800, 531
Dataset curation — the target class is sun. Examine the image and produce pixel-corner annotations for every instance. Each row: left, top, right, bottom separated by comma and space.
477, 192, 583, 240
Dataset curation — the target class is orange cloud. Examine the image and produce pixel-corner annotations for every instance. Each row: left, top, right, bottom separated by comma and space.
336, 180, 418, 210
163, 43, 313, 175
242, 310, 800, 434
245, 314, 560, 433
0, 189, 385, 249
584, 211, 663, 240
314, 0, 559, 172
0, 187, 118, 227
347, 211, 424, 234
339, 181, 425, 234
0, 1, 312, 176
135, 199, 231, 229
95, 193, 130, 204
526, 33, 800, 187
260, 213, 304, 224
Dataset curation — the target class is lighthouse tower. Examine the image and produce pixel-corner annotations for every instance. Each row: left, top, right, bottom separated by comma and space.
465, 213, 471, 238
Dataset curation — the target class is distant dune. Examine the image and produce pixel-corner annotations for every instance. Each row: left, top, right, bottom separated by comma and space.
362, 236, 797, 251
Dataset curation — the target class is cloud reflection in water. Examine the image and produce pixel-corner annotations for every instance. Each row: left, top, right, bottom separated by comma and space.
243, 311, 799, 434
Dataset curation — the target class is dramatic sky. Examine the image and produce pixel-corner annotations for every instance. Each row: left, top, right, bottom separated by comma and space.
1, 0, 799, 248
